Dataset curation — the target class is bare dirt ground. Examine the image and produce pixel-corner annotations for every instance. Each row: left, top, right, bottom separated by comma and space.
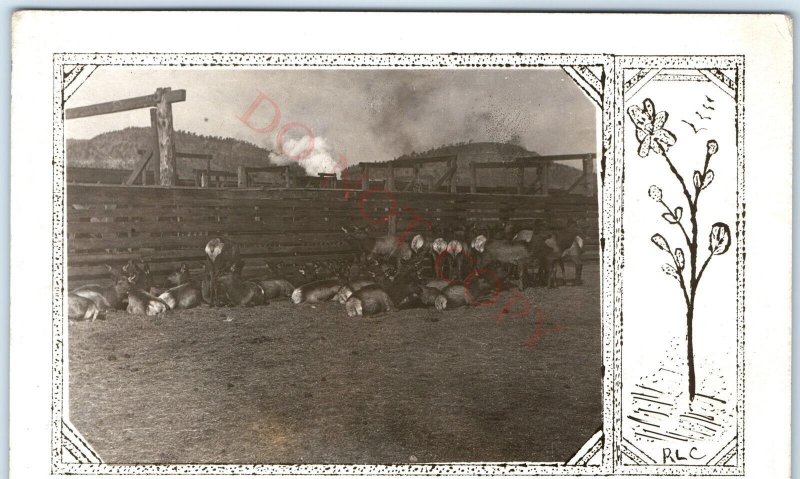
68, 264, 601, 464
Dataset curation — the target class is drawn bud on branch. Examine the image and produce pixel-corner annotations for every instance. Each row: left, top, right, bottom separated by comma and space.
674, 248, 685, 270
648, 185, 663, 202
651, 233, 670, 253
693, 170, 715, 190
709, 222, 732, 255
662, 264, 680, 280
707, 139, 719, 156
662, 206, 683, 224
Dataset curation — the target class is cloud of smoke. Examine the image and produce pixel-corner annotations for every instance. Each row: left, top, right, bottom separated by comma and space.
270, 135, 344, 177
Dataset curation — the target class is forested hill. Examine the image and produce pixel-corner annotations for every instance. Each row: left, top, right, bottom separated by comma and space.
66, 127, 291, 176
342, 141, 586, 191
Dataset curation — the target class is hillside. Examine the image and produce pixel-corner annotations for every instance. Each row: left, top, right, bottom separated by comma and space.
67, 131, 589, 192
66, 127, 304, 178
342, 142, 586, 192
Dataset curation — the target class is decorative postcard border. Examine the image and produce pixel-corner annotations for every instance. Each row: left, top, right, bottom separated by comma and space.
49, 53, 744, 476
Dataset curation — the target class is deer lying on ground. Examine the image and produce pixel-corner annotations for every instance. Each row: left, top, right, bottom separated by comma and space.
158, 263, 203, 310
68, 294, 102, 321
217, 260, 267, 307
71, 264, 132, 310
126, 271, 169, 316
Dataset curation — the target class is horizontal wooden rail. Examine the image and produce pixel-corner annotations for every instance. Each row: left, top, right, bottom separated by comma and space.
65, 89, 186, 120
65, 184, 598, 285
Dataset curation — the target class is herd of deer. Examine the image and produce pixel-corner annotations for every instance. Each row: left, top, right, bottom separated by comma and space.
67, 220, 588, 321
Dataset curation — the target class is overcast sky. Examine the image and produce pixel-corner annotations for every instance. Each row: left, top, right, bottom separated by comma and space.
66, 67, 597, 173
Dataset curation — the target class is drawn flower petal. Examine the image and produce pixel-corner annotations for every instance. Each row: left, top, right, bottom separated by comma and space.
638, 134, 653, 157
652, 128, 677, 149
650, 140, 664, 155
643, 98, 656, 118
654, 111, 669, 129
627, 105, 650, 131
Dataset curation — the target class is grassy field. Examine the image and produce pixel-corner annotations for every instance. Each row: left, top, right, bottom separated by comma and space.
68, 264, 601, 465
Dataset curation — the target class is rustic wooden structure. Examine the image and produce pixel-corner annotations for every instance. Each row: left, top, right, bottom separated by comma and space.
237, 165, 293, 188
470, 153, 596, 196
65, 87, 186, 186
66, 184, 599, 286
351, 155, 458, 194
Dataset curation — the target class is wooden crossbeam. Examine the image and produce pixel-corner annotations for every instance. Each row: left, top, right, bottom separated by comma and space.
65, 89, 186, 120
390, 155, 456, 168
192, 168, 236, 177
248, 166, 290, 173
175, 151, 213, 160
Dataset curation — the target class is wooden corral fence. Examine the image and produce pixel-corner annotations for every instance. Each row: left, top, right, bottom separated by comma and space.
66, 87, 185, 186
66, 184, 599, 286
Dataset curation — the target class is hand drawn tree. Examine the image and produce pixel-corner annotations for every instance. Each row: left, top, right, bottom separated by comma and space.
627, 98, 731, 402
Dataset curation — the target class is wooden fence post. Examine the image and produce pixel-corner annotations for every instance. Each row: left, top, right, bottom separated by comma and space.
449, 158, 458, 194
155, 88, 177, 186
517, 165, 525, 195
470, 163, 477, 194
582, 156, 594, 196
284, 166, 291, 188
386, 163, 395, 191
542, 163, 550, 196
362, 165, 370, 190
238, 166, 248, 188
149, 108, 161, 185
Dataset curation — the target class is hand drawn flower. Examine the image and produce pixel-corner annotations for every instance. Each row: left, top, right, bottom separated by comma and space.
627, 98, 677, 157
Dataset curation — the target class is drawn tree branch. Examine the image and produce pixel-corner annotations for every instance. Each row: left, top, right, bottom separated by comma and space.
628, 98, 731, 402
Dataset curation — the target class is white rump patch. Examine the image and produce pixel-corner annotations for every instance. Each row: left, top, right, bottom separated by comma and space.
432, 238, 448, 255
410, 234, 425, 253
471, 235, 488, 253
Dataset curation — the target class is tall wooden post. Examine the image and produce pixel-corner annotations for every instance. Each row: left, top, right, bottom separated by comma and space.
542, 163, 551, 196
284, 166, 291, 188
155, 88, 177, 186
238, 166, 248, 188
470, 163, 477, 194
149, 108, 161, 186
582, 156, 594, 196
386, 163, 395, 191
449, 158, 458, 194
200, 171, 209, 188
361, 165, 370, 190
517, 166, 525, 195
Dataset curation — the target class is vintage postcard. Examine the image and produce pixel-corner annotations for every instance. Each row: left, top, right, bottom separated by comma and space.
9, 11, 793, 479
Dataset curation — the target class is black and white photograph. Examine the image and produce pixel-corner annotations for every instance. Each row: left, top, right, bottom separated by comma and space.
63, 66, 602, 465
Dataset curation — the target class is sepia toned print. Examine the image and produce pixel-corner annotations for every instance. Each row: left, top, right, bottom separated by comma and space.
44, 52, 748, 476
63, 64, 601, 466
